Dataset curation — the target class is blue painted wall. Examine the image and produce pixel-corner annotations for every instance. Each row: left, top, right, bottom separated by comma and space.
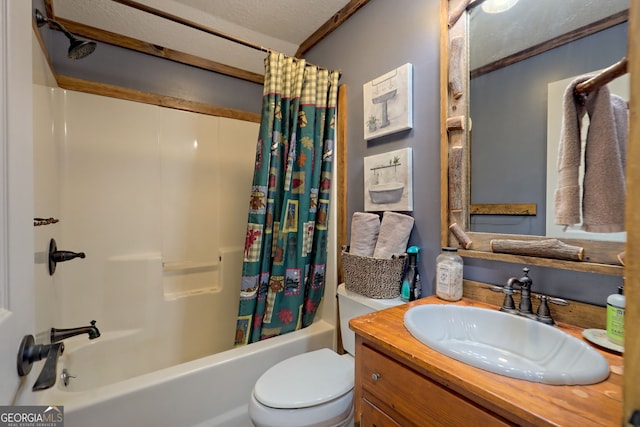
304, 0, 442, 296
304, 0, 622, 305
34, 0, 263, 114
34, 0, 623, 305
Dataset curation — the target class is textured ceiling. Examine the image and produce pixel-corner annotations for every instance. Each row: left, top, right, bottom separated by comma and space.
50, 0, 352, 74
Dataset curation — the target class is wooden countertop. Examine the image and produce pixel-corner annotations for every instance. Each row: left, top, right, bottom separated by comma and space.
350, 296, 623, 427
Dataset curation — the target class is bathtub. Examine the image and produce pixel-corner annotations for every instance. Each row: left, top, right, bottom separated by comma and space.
31, 82, 339, 425
33, 247, 337, 426
37, 320, 335, 426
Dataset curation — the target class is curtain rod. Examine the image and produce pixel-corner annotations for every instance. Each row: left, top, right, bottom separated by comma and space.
111, 0, 340, 76
112, 0, 269, 53
574, 57, 628, 96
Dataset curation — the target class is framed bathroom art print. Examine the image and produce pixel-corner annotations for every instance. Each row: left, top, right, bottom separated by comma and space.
363, 63, 413, 140
364, 148, 413, 212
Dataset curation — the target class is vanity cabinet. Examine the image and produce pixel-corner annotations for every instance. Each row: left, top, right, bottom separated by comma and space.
357, 343, 513, 426
351, 297, 623, 427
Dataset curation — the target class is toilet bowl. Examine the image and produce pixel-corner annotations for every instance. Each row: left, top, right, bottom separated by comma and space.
248, 284, 403, 427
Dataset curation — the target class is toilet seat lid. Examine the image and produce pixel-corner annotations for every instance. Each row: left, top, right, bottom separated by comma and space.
254, 348, 354, 409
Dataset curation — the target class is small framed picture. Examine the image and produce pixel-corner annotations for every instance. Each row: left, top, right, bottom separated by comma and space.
363, 148, 413, 212
363, 63, 413, 140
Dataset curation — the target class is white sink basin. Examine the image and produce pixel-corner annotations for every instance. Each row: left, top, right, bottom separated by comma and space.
404, 304, 609, 385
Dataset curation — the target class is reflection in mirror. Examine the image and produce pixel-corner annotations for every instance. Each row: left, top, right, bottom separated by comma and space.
468, 0, 628, 237
546, 71, 628, 243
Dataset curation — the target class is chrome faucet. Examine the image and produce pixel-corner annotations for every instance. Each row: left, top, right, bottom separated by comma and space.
51, 320, 100, 343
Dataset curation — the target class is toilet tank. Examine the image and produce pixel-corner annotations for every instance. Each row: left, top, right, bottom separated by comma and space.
337, 283, 403, 355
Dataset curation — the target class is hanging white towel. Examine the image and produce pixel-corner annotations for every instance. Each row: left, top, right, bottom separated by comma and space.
554, 76, 627, 233
373, 211, 414, 259
349, 212, 380, 257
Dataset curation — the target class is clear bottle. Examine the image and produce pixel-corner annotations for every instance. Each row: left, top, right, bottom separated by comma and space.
436, 247, 463, 301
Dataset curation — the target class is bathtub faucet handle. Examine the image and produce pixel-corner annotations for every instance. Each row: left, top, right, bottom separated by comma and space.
17, 334, 65, 391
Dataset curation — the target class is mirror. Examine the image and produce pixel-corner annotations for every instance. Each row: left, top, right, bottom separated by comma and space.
442, 0, 628, 275
469, 0, 628, 237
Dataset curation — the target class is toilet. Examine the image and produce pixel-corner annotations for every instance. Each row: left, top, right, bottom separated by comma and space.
248, 283, 403, 427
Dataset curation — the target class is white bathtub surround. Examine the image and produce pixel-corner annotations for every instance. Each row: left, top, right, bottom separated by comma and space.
33, 83, 256, 337
56, 249, 241, 392
33, 70, 339, 425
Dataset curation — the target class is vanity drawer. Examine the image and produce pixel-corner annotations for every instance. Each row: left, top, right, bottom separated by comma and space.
360, 398, 401, 427
359, 344, 513, 426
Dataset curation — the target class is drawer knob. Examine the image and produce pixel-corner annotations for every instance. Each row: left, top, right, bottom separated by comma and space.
371, 373, 381, 381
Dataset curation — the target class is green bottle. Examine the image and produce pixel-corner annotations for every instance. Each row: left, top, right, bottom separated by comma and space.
606, 285, 625, 346
401, 246, 420, 302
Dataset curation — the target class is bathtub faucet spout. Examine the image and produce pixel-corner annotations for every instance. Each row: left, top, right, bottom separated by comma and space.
51, 320, 100, 343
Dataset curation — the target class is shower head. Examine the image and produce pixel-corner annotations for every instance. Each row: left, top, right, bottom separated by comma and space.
67, 37, 97, 60
35, 9, 97, 60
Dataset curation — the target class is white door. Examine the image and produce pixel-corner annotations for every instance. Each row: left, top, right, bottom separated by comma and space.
0, 1, 36, 404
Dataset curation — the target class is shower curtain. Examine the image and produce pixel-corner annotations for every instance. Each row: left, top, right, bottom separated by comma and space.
235, 52, 340, 346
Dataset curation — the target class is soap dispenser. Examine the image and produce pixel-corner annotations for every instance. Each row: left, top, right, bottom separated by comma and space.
606, 282, 625, 345
401, 246, 420, 302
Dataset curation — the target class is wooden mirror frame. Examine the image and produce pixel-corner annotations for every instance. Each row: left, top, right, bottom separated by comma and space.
440, 0, 625, 277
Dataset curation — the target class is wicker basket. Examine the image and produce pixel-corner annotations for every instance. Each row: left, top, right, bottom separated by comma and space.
341, 248, 407, 299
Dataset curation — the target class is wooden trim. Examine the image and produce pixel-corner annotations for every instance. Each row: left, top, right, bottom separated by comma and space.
34, 14, 261, 121
471, 10, 628, 78
625, 0, 640, 421
55, 75, 261, 122
44, 0, 368, 85
443, 0, 626, 277
337, 84, 348, 286
462, 231, 623, 268
43, 0, 262, 84
460, 249, 622, 276
440, 0, 451, 248
295, 0, 370, 57
44, 0, 55, 21
444, 0, 470, 247
470, 203, 536, 216
462, 280, 606, 330
55, 17, 264, 85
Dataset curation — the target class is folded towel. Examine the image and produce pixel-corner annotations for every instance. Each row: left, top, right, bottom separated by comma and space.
373, 211, 414, 258
349, 212, 381, 257
554, 76, 627, 233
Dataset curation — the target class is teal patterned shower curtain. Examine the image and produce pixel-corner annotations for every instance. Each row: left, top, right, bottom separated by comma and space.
235, 52, 340, 346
